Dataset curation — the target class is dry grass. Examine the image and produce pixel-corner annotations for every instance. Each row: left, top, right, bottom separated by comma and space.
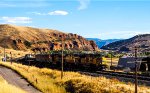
103, 57, 119, 66
0, 62, 150, 93
0, 47, 30, 58
0, 62, 66, 93
0, 76, 26, 93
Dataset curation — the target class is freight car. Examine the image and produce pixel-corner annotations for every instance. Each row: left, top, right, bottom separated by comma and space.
35, 52, 107, 71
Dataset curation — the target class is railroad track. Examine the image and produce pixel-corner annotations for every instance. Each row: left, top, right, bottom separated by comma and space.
97, 71, 150, 81
13, 57, 150, 84
79, 70, 150, 85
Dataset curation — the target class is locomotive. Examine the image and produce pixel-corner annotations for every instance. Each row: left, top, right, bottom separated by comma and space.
34, 51, 107, 71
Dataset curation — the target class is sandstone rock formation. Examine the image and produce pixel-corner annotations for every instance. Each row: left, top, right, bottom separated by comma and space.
0, 24, 99, 51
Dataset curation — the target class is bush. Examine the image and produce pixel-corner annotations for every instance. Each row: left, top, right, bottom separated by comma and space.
105, 53, 114, 58
24, 40, 32, 48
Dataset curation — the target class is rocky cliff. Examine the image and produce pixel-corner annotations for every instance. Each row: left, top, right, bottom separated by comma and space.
0, 24, 99, 51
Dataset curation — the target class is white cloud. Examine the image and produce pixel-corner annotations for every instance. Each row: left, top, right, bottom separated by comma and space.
29, 10, 69, 16
0, 17, 32, 24
78, 0, 90, 10
29, 12, 47, 15
0, 0, 49, 7
83, 31, 150, 39
100, 31, 150, 39
48, 10, 68, 16
0, 3, 16, 7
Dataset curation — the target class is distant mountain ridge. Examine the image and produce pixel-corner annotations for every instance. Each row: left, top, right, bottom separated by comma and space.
101, 34, 150, 52
86, 38, 122, 48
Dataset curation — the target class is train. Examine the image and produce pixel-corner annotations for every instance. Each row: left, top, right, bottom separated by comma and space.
18, 52, 107, 71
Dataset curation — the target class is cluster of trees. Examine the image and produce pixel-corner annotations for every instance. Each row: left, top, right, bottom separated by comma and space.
101, 51, 124, 58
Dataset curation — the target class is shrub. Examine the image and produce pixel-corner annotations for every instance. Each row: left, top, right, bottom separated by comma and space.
24, 40, 32, 48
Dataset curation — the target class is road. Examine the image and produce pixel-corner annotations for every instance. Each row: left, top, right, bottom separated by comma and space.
0, 66, 42, 93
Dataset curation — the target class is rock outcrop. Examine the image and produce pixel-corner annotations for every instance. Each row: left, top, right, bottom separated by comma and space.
0, 24, 99, 51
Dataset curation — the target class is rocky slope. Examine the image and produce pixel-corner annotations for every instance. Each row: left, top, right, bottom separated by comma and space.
0, 24, 99, 51
101, 34, 150, 52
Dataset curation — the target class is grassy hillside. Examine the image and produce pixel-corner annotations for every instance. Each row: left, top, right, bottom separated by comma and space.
0, 62, 150, 93
0, 24, 99, 51
0, 76, 26, 93
101, 34, 150, 52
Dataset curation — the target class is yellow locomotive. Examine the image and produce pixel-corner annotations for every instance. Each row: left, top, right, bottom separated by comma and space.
35, 51, 106, 71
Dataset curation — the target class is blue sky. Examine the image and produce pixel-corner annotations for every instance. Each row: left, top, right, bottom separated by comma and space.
0, 0, 150, 39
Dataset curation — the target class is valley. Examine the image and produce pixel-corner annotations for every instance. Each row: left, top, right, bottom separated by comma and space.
1, 1, 150, 93
0, 24, 149, 93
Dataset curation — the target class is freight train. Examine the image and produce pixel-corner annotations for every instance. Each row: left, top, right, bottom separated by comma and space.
18, 52, 107, 71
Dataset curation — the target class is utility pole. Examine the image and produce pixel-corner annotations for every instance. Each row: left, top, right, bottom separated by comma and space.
3, 46, 6, 62
3, 38, 6, 62
61, 35, 64, 79
10, 52, 12, 64
134, 46, 138, 93
111, 51, 113, 66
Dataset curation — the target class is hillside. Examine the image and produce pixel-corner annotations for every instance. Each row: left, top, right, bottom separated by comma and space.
86, 38, 122, 48
101, 34, 150, 52
0, 24, 99, 51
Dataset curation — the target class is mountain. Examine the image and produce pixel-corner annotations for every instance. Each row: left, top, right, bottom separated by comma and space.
86, 38, 122, 48
0, 24, 99, 51
101, 34, 150, 52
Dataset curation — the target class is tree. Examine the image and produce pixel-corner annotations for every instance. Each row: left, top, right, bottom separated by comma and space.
24, 40, 32, 48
